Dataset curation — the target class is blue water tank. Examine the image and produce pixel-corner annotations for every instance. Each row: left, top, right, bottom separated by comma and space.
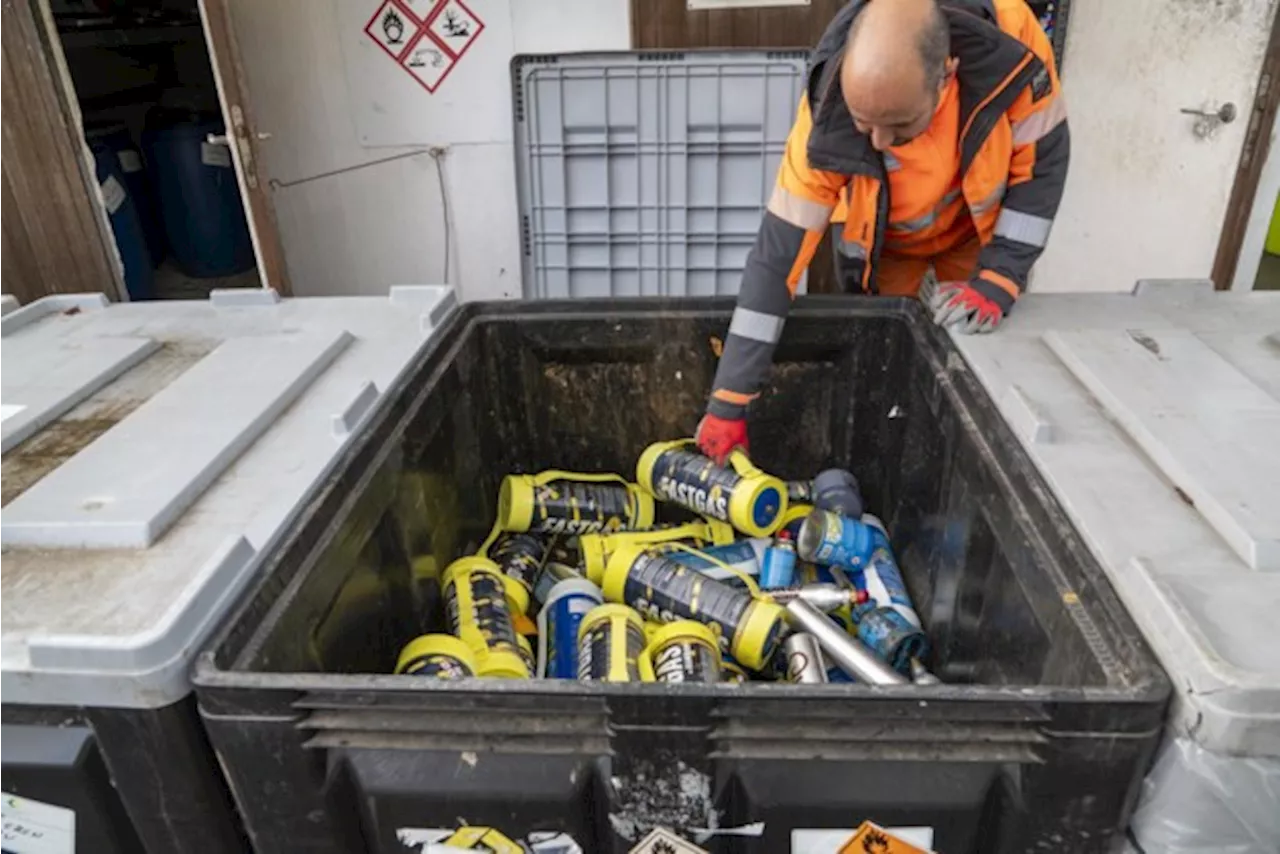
87, 123, 167, 263
144, 115, 255, 278
87, 128, 155, 301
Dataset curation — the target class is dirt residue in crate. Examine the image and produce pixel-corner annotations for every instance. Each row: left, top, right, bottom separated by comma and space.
538, 324, 710, 454
608, 758, 718, 843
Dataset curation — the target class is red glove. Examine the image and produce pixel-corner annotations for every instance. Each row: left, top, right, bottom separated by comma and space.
696, 414, 748, 464
927, 280, 1007, 334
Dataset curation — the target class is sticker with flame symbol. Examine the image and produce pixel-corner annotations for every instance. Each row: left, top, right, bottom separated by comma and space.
363, 0, 485, 94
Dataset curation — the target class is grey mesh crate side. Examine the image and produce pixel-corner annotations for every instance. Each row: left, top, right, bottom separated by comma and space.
514, 52, 807, 299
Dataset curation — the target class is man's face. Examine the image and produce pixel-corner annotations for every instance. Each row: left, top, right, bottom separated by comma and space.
845, 59, 956, 151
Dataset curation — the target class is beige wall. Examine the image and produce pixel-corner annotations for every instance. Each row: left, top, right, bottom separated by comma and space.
228, 0, 629, 301
1035, 0, 1277, 292
231, 0, 1278, 299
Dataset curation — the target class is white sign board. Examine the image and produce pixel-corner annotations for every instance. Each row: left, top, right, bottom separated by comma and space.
1, 794, 74, 854
791, 826, 936, 853
338, 0, 515, 146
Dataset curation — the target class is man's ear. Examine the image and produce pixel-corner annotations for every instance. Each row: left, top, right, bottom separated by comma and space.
941, 56, 960, 91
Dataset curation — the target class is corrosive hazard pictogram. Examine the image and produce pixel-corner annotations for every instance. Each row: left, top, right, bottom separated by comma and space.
364, 0, 485, 93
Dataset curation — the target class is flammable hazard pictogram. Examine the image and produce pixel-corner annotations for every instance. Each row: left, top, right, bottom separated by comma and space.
363, 0, 485, 94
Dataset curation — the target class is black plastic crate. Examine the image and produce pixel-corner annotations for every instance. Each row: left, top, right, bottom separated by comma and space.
1, 700, 244, 853
193, 297, 1169, 854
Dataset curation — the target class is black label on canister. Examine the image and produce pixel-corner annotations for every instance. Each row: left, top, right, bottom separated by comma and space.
489, 533, 546, 591
446, 571, 518, 652
577, 617, 646, 681
621, 551, 751, 654
648, 449, 739, 522
401, 653, 473, 679
650, 638, 719, 684
531, 483, 634, 535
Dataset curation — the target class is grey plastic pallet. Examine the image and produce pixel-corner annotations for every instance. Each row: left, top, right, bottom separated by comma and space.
514, 51, 807, 299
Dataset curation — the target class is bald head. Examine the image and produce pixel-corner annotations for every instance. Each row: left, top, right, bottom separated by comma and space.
841, 0, 953, 150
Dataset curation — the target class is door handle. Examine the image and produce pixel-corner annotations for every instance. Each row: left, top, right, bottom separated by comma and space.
1181, 102, 1236, 138
1180, 103, 1237, 123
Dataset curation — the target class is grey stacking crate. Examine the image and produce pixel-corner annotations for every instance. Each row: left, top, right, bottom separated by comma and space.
514, 51, 807, 299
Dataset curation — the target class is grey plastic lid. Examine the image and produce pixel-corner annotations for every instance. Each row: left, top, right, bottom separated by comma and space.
950, 281, 1280, 757
0, 285, 457, 709
514, 50, 807, 299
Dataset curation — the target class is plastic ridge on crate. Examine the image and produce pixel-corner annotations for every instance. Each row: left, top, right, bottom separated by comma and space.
2, 331, 354, 549
514, 51, 807, 299
1, 335, 161, 454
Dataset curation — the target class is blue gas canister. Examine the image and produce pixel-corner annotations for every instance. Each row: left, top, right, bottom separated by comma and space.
536, 578, 604, 679
853, 515, 928, 674
796, 509, 876, 569
760, 531, 798, 589
859, 515, 922, 627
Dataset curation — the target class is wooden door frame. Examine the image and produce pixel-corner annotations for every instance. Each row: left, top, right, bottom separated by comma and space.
2, 0, 123, 305
198, 0, 292, 295
1211, 7, 1280, 291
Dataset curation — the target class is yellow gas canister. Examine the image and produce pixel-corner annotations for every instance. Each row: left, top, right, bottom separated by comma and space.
637, 440, 787, 538
602, 543, 786, 670
494, 471, 654, 539
394, 634, 477, 679
441, 557, 530, 679
578, 519, 734, 586
576, 604, 653, 682
646, 621, 722, 684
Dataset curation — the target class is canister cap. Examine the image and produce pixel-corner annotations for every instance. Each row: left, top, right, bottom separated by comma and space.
601, 542, 652, 603
795, 509, 831, 562
635, 439, 688, 495
542, 576, 605, 608
813, 468, 864, 518
727, 474, 787, 538
731, 599, 787, 670
501, 572, 532, 616
394, 634, 477, 675
577, 603, 646, 641
630, 486, 656, 530
476, 648, 530, 678
496, 474, 537, 533
442, 555, 503, 586
579, 533, 608, 585
647, 620, 721, 660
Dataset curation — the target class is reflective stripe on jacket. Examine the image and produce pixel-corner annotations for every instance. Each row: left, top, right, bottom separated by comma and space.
708, 0, 1069, 420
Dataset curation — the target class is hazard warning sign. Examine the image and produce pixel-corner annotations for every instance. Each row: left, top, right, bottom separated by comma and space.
363, 0, 485, 94
627, 828, 708, 854
838, 822, 935, 854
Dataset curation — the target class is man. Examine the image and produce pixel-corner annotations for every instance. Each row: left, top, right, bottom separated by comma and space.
696, 0, 1068, 462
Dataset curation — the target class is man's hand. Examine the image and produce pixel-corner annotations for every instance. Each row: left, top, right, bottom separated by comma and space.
696, 414, 748, 465
925, 279, 1005, 335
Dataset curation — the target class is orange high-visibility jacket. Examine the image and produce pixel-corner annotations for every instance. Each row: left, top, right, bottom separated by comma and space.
707, 0, 1068, 420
